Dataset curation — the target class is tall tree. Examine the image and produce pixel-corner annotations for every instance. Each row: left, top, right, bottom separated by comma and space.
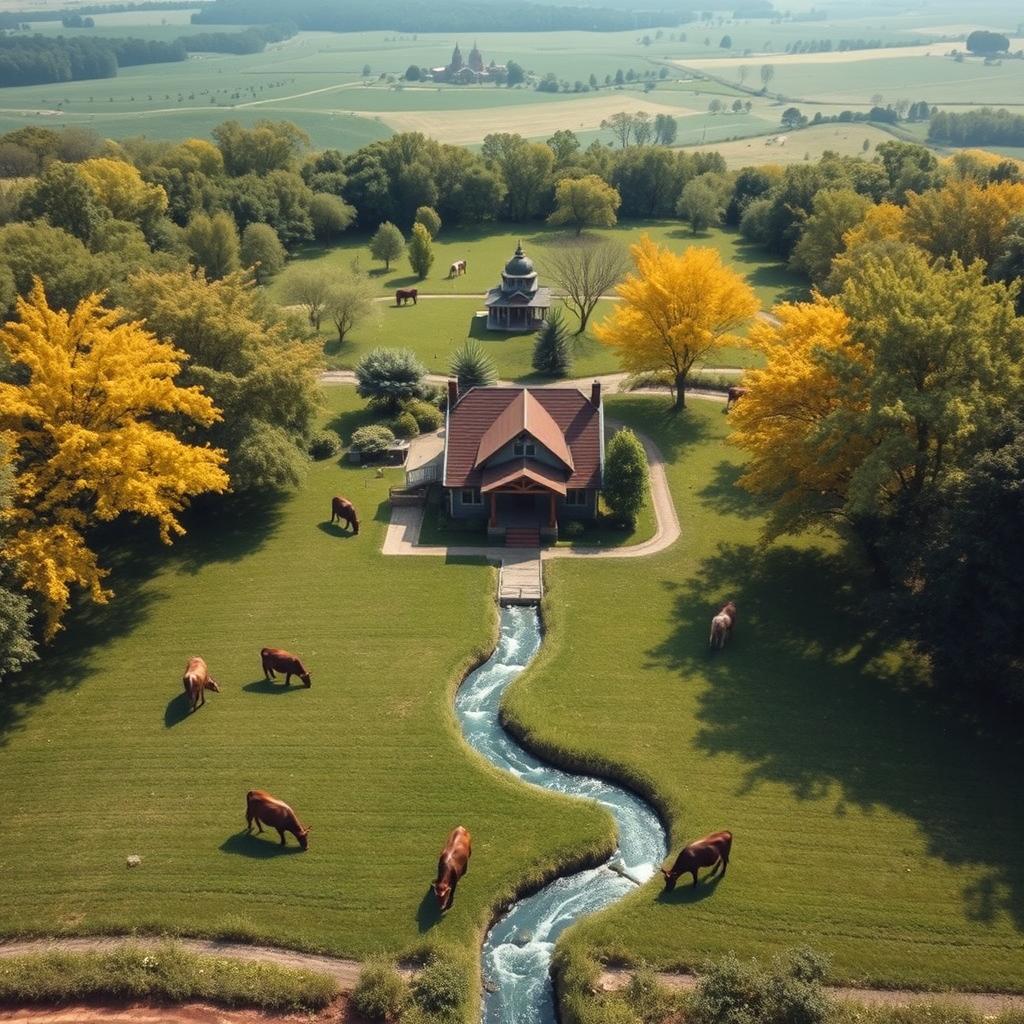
21, 161, 103, 243
0, 441, 37, 681
406, 221, 435, 279
544, 239, 630, 334
324, 271, 376, 342
603, 428, 649, 526
184, 211, 240, 280
481, 134, 554, 221
414, 205, 442, 238
240, 222, 286, 284
531, 308, 572, 376
595, 240, 758, 410
676, 176, 724, 234
600, 112, 634, 148
309, 192, 355, 241
790, 188, 873, 285
546, 129, 580, 166
78, 157, 168, 233
280, 266, 331, 330
653, 113, 678, 146
369, 221, 405, 270
212, 119, 309, 176
547, 174, 621, 235
0, 281, 228, 635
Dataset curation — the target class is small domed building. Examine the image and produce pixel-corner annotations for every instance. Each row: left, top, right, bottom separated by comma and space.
485, 242, 552, 331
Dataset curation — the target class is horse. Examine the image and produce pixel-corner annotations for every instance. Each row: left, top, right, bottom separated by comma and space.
661, 831, 732, 891
725, 386, 749, 412
331, 496, 359, 534
448, 259, 467, 278
182, 656, 220, 713
432, 825, 471, 911
709, 600, 736, 650
396, 288, 418, 306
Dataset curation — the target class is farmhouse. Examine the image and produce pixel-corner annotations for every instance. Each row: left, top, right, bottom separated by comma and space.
443, 379, 603, 543
485, 242, 552, 331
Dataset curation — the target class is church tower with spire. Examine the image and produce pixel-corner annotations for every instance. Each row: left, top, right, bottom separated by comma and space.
449, 42, 464, 74
468, 41, 484, 73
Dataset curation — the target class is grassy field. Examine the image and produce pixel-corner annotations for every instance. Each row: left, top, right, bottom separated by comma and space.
0, 385, 612, 959
503, 395, 1024, 991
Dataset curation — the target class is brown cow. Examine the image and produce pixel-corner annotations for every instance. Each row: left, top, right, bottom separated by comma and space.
661, 830, 732, 891
725, 386, 749, 412
261, 647, 312, 687
246, 789, 310, 850
396, 288, 418, 306
182, 656, 220, 712
330, 496, 359, 534
709, 601, 737, 650
432, 825, 471, 911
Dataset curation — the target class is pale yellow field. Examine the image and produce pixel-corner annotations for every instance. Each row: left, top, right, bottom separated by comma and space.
374, 95, 697, 145
679, 122, 897, 168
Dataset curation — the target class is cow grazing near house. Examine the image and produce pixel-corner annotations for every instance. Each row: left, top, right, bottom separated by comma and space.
261, 647, 312, 688
396, 288, 418, 306
182, 656, 220, 712
448, 259, 467, 278
331, 496, 359, 534
246, 789, 310, 850
725, 386, 749, 412
709, 601, 737, 650
661, 830, 732, 891
432, 825, 471, 911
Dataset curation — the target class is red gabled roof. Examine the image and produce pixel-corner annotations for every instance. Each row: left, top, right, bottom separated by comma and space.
445, 386, 602, 490
480, 459, 568, 495
475, 389, 573, 471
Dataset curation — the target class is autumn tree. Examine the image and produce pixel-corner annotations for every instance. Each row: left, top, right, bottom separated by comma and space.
547, 174, 621, 235
240, 223, 287, 283
0, 441, 37, 680
370, 221, 405, 270
0, 281, 229, 635
324, 270, 376, 342
407, 222, 435, 279
126, 269, 321, 493
78, 157, 168, 233
544, 239, 630, 334
595, 239, 759, 410
184, 211, 240, 280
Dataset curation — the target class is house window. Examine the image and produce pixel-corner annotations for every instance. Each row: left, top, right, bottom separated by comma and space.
461, 488, 483, 506
513, 441, 536, 456
565, 489, 587, 506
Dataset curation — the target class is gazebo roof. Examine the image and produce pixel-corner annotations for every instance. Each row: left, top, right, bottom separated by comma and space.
504, 242, 534, 276
485, 286, 552, 308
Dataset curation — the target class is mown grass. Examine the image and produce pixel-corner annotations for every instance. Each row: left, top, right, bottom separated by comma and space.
0, 386, 612, 969
502, 394, 1024, 992
0, 942, 338, 1011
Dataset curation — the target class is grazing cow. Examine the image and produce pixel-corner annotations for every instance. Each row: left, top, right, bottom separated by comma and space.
246, 789, 310, 850
432, 825, 471, 911
709, 600, 737, 650
725, 386, 749, 412
396, 288, 418, 306
261, 647, 312, 688
661, 830, 732, 891
182, 656, 220, 712
330, 495, 359, 534
448, 259, 467, 278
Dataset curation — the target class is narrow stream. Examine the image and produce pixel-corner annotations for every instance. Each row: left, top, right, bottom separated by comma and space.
455, 605, 668, 1024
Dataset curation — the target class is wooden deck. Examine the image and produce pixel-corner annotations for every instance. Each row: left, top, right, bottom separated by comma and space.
498, 551, 543, 605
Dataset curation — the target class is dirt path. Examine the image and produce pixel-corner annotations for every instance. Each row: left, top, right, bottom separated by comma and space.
599, 969, 1024, 1013
0, 1003, 347, 1024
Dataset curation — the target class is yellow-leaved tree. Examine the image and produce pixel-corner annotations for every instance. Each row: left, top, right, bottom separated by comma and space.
727, 296, 872, 538
78, 156, 168, 231
595, 238, 758, 409
0, 280, 229, 635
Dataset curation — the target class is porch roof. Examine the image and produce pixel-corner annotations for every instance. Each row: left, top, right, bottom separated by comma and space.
480, 459, 567, 495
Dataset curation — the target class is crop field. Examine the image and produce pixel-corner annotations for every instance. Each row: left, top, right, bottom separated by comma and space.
504, 396, 1024, 991
0, 385, 612, 959
690, 122, 899, 168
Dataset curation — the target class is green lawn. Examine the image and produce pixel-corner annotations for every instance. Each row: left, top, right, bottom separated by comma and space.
0, 385, 612, 960
502, 395, 1024, 991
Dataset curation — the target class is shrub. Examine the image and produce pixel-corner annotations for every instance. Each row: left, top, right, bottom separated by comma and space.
355, 347, 427, 413
308, 429, 341, 459
404, 398, 443, 431
622, 966, 678, 1023
562, 519, 585, 539
450, 340, 497, 391
350, 424, 395, 455
351, 956, 409, 1022
532, 307, 572, 376
391, 411, 420, 439
603, 428, 649, 526
410, 949, 471, 1021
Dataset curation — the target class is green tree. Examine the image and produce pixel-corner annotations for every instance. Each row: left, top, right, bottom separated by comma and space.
309, 192, 355, 241
369, 221, 405, 270
0, 443, 38, 681
280, 266, 331, 331
21, 161, 104, 243
790, 188, 872, 285
414, 205, 442, 238
240, 223, 287, 284
324, 270, 376, 343
653, 113, 678, 145
546, 129, 580, 166
450, 340, 496, 391
406, 222, 435, 279
603, 427, 649, 526
481, 133, 554, 221
127, 268, 321, 492
532, 308, 572, 376
676, 176, 725, 234
212, 119, 309, 176
355, 347, 427, 412
184, 211, 240, 280
547, 174, 621, 235
991, 213, 1024, 313
0, 221, 103, 313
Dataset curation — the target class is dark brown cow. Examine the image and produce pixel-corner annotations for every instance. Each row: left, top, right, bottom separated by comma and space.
396, 288, 418, 306
709, 600, 737, 650
261, 647, 312, 687
246, 789, 310, 850
330, 496, 359, 534
182, 656, 220, 712
725, 386, 749, 412
432, 825, 471, 911
661, 830, 732, 891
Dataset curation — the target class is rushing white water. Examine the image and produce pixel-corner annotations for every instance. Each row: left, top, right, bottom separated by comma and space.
455, 606, 668, 1024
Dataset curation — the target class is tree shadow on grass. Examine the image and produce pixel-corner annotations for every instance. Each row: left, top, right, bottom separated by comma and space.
648, 542, 1024, 930
605, 395, 714, 465
324, 405, 379, 445
416, 888, 443, 932
697, 461, 767, 520
220, 831, 306, 858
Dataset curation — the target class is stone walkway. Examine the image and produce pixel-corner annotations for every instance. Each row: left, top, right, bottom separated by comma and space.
498, 551, 544, 604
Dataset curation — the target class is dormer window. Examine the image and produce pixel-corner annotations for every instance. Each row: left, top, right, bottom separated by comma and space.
513, 440, 536, 457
